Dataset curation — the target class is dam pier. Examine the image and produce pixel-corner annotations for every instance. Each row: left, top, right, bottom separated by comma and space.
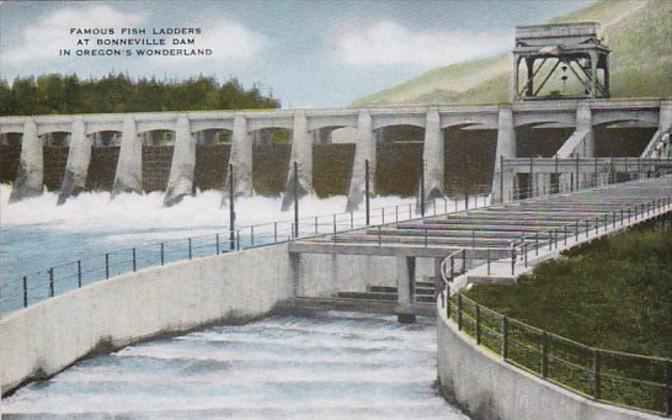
1, 98, 670, 207
2, 18, 672, 420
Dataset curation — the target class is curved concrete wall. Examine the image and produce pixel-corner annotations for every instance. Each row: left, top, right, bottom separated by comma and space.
0, 244, 293, 395
0, 242, 417, 397
436, 306, 662, 420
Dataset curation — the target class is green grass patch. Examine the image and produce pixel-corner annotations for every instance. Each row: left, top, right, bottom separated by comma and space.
450, 225, 672, 414
466, 226, 672, 357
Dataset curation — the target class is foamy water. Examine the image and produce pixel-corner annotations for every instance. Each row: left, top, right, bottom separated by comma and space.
2, 311, 468, 419
1, 184, 427, 313
0, 184, 418, 235
0, 187, 472, 419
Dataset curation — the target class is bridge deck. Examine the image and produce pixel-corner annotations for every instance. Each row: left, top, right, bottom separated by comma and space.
289, 176, 672, 258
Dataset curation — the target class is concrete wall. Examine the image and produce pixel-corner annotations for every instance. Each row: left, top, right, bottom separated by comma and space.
295, 254, 436, 297
0, 243, 293, 396
436, 307, 661, 420
296, 254, 398, 297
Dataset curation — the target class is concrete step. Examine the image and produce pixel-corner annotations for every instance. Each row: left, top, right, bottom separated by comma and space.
285, 297, 436, 317
465, 209, 612, 218
429, 218, 572, 227
368, 285, 397, 293
515, 201, 646, 209
415, 295, 436, 303
415, 281, 434, 289
333, 234, 514, 248
445, 214, 589, 223
337, 291, 397, 301
415, 287, 434, 296
371, 228, 528, 240
397, 223, 555, 233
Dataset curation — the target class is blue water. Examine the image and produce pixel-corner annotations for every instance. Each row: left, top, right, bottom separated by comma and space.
0, 185, 421, 314
1, 185, 469, 419
2, 311, 467, 419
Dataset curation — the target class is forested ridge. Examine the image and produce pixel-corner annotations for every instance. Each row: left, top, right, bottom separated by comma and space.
0, 73, 280, 116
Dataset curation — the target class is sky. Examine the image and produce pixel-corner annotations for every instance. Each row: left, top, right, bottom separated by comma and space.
0, 0, 596, 108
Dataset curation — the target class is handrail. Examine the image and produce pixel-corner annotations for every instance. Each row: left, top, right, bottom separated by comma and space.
443, 292, 672, 416
1, 191, 494, 316
507, 167, 672, 275
510, 195, 672, 273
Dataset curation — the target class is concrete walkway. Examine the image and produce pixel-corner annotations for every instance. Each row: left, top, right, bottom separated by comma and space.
291, 175, 672, 287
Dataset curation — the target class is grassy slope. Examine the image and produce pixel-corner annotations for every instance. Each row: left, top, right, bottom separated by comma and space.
464, 226, 672, 358
354, 0, 672, 106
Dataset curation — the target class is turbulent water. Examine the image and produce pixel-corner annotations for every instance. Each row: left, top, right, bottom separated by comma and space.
0, 184, 421, 314
1, 185, 469, 419
2, 311, 467, 419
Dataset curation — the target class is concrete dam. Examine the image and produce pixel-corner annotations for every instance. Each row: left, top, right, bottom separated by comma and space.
2, 99, 669, 210
4, 17, 672, 419
2, 98, 671, 419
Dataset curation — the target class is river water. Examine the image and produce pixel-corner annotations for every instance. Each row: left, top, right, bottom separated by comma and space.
0, 185, 468, 419
0, 185, 429, 314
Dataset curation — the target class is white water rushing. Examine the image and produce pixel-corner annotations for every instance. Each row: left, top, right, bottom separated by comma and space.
2, 311, 468, 419
1, 185, 471, 419
0, 184, 423, 313
0, 184, 417, 236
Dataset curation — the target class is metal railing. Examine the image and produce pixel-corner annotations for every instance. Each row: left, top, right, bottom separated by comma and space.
508, 195, 672, 276
326, 194, 492, 247
501, 156, 672, 202
4, 166, 669, 315
503, 165, 672, 276
1, 193, 490, 316
444, 292, 672, 416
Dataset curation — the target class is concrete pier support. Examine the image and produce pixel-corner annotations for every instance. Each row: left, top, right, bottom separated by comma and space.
661, 101, 672, 158
533, 172, 552, 196
346, 110, 375, 212
9, 119, 42, 202
491, 108, 517, 203
57, 119, 90, 205
433, 257, 443, 295
659, 101, 672, 133
112, 117, 142, 196
396, 256, 416, 323
576, 104, 596, 186
282, 111, 313, 210
642, 100, 672, 159
422, 109, 444, 199
576, 103, 594, 158
222, 115, 253, 203
557, 103, 594, 188
164, 115, 195, 207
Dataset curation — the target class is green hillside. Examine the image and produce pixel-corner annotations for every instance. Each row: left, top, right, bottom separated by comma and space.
354, 0, 672, 106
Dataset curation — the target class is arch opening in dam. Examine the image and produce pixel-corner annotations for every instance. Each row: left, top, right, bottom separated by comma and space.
1, 99, 669, 210
42, 131, 72, 192
141, 129, 176, 193
443, 125, 498, 199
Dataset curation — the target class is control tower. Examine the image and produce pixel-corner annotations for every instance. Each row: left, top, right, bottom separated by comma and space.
511, 22, 610, 101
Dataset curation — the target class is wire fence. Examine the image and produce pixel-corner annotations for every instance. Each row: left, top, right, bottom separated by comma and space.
444, 292, 672, 416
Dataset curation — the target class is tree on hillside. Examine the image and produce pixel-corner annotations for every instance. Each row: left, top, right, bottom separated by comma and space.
1, 73, 280, 116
